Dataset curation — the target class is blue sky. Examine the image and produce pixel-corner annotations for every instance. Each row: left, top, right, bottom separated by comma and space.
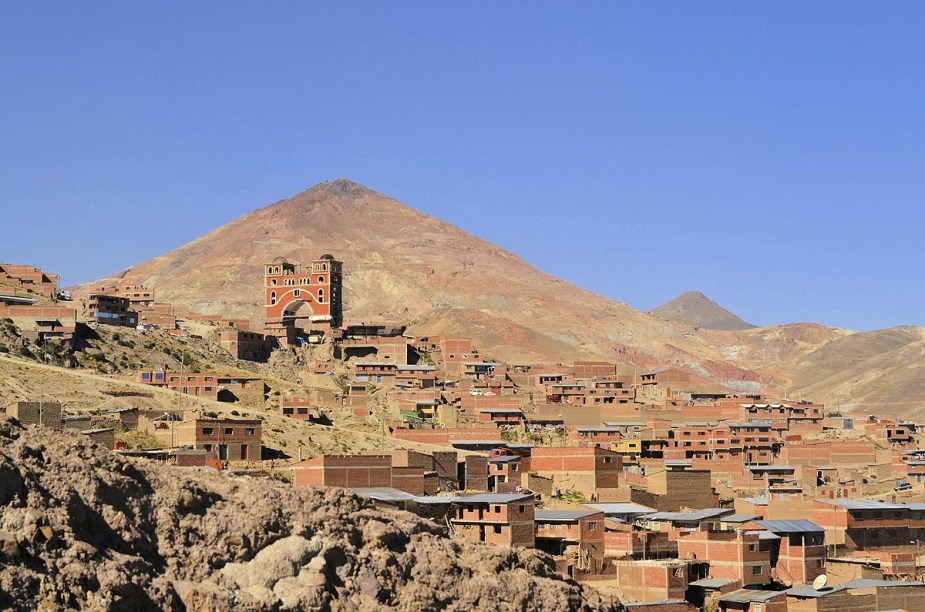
2, 3, 923, 330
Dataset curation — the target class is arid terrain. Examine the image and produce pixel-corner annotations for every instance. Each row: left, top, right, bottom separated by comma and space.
0, 416, 618, 611
73, 179, 925, 417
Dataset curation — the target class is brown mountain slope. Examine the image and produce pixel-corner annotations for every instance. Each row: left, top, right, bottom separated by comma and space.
72, 179, 923, 415
650, 291, 756, 331
785, 326, 925, 419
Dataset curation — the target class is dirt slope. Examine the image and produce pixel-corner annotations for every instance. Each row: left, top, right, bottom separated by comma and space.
0, 416, 619, 611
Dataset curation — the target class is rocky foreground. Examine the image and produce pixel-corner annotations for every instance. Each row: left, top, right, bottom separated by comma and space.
0, 416, 621, 611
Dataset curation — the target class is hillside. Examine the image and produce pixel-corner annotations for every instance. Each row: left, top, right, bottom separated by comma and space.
0, 416, 618, 611
650, 291, 756, 331
72, 179, 925, 415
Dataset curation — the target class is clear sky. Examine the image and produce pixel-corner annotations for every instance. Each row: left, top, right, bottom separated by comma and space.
2, 3, 923, 331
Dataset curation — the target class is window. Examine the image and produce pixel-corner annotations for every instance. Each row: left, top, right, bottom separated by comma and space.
244, 428, 255, 436
493, 526, 501, 534
752, 565, 763, 575
494, 505, 501, 513
297, 407, 309, 414
224, 428, 234, 435
317, 288, 324, 302
588, 522, 597, 531
519, 505, 525, 513
748, 544, 757, 552
511, 465, 518, 472
205, 377, 214, 382
318, 276, 324, 283
494, 464, 502, 471
270, 291, 277, 305
202, 427, 214, 435
204, 387, 212, 392
141, 372, 151, 380
203, 444, 213, 452
283, 407, 294, 415
604, 456, 613, 464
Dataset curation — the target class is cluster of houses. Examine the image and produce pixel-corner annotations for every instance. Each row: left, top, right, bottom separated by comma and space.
6, 256, 925, 610
3, 400, 262, 465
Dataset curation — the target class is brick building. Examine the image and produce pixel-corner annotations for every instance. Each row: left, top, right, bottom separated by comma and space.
164, 417, 261, 461
451, 493, 535, 548
83, 294, 137, 327
137, 369, 264, 403
529, 446, 622, 498
220, 328, 274, 361
534, 509, 606, 578
264, 255, 342, 339
290, 453, 436, 495
676, 530, 772, 585
5, 401, 62, 429
0, 263, 58, 297
280, 396, 318, 421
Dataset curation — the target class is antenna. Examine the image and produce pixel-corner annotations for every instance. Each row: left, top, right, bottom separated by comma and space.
812, 574, 828, 590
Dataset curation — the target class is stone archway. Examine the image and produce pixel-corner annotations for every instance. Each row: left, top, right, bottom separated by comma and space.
280, 299, 315, 329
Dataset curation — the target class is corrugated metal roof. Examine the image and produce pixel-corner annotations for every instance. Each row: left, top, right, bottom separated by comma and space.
820, 499, 907, 511
588, 503, 656, 515
411, 496, 460, 505
722, 513, 762, 523
690, 578, 736, 589
645, 508, 733, 522
755, 519, 824, 534
843, 578, 925, 588
535, 509, 600, 522
487, 455, 521, 463
717, 589, 786, 603
351, 487, 416, 502
787, 579, 925, 599
457, 493, 533, 504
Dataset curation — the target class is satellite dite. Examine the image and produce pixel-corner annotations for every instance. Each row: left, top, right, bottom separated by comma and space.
812, 574, 829, 590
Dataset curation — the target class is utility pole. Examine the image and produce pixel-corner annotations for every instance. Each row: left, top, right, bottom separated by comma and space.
173, 345, 186, 448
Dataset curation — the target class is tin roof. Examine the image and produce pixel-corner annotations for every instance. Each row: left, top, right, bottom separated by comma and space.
456, 493, 533, 504
351, 487, 416, 502
717, 589, 785, 603
535, 509, 600, 522
644, 508, 733, 522
755, 519, 824, 534
819, 499, 908, 511
690, 578, 736, 589
588, 503, 657, 515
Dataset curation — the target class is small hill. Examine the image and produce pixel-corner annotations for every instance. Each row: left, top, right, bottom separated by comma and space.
0, 416, 618, 611
650, 291, 756, 331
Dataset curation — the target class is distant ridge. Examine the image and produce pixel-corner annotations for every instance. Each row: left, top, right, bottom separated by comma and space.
650, 291, 757, 331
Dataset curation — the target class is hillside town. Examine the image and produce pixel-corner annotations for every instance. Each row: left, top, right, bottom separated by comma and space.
4, 257, 925, 611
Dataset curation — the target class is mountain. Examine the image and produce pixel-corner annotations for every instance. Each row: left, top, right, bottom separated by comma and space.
650, 291, 756, 331
72, 179, 925, 416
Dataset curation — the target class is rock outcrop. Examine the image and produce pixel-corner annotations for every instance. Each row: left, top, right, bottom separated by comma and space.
0, 416, 620, 611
